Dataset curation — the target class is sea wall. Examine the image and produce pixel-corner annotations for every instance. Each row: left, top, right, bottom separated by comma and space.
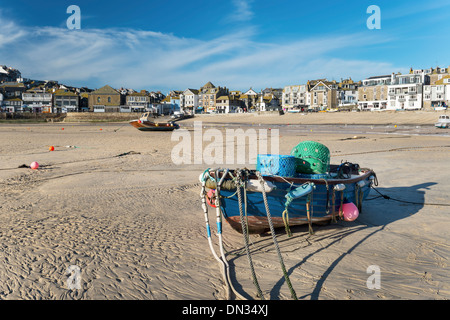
0, 112, 67, 121
64, 112, 140, 122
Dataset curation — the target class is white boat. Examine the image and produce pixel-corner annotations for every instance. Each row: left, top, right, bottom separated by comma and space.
435, 115, 450, 128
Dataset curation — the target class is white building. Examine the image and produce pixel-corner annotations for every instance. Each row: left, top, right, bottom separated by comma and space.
148, 103, 173, 116
282, 85, 308, 110
387, 72, 429, 110
338, 89, 358, 107
126, 91, 150, 112
22, 89, 53, 112
180, 88, 199, 114
423, 75, 450, 109
215, 95, 242, 113
337, 78, 359, 108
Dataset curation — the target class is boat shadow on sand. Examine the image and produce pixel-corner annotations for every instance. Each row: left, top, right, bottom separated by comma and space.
227, 181, 437, 300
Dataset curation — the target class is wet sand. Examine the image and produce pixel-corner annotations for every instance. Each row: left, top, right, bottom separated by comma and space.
0, 111, 449, 300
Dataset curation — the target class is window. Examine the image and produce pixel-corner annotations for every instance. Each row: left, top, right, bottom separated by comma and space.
108, 97, 111, 103
97, 97, 100, 103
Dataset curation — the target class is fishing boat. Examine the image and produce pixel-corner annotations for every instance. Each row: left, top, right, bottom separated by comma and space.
200, 163, 376, 235
199, 141, 378, 300
435, 114, 450, 128
129, 112, 179, 131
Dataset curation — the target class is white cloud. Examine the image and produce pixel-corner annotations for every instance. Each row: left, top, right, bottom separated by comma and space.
0, 20, 27, 48
0, 14, 400, 92
229, 0, 254, 22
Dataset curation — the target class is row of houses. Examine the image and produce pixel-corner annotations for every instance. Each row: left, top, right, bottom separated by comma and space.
179, 82, 283, 114
1, 64, 449, 114
357, 67, 450, 111
0, 80, 168, 114
282, 66, 450, 112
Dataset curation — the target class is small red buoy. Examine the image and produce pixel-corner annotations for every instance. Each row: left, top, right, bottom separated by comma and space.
49, 146, 55, 151
30, 161, 39, 169
138, 120, 142, 124
61, 128, 64, 130
206, 189, 217, 208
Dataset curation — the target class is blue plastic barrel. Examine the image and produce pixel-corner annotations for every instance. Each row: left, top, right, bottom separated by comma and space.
256, 154, 297, 177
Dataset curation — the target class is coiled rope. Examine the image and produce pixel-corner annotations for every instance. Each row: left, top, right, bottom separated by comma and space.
200, 169, 246, 300
235, 169, 265, 300
256, 171, 298, 300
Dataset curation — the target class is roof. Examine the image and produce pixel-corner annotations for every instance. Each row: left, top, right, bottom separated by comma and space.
202, 81, 215, 89
435, 75, 450, 85
244, 88, 258, 95
367, 75, 391, 80
53, 89, 78, 96
0, 82, 25, 88
184, 88, 199, 94
128, 91, 149, 96
310, 80, 334, 91
90, 85, 119, 95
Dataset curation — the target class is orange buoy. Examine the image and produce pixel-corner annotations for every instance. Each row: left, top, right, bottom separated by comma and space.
49, 146, 55, 151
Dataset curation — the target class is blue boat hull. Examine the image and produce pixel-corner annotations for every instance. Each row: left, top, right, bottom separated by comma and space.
209, 169, 375, 234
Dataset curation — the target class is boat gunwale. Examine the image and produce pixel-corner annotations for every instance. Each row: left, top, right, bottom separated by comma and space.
129, 119, 179, 131
210, 168, 375, 186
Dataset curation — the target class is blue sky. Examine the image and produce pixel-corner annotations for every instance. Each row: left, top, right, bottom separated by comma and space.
1, 0, 450, 93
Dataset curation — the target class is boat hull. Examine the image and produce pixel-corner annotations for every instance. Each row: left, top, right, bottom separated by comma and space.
209, 169, 375, 234
435, 122, 449, 128
129, 120, 179, 131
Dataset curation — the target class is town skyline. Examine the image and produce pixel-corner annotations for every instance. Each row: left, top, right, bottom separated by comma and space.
2, 62, 449, 114
1, 1, 450, 92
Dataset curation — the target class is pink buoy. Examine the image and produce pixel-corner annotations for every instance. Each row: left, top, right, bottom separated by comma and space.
30, 161, 39, 170
206, 189, 217, 208
341, 202, 359, 221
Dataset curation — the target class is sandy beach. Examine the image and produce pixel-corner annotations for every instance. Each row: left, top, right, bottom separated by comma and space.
0, 110, 449, 300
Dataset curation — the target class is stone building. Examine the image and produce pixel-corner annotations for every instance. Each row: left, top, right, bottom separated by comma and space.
357, 75, 391, 110
88, 85, 125, 112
